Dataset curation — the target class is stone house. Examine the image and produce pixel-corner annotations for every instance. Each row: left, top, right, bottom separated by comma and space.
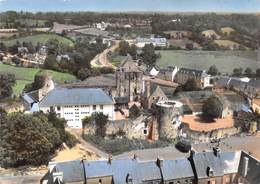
174, 68, 211, 88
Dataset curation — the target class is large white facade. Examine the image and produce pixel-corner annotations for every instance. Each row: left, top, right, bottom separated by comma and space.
39, 88, 115, 129
40, 104, 115, 128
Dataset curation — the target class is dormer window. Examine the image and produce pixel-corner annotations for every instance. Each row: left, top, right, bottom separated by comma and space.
207, 166, 214, 177
126, 173, 133, 184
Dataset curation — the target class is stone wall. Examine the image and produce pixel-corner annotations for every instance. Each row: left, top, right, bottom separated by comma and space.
83, 115, 154, 140
181, 127, 241, 143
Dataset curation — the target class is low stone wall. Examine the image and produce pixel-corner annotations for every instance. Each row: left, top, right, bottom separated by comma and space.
83, 115, 152, 140
181, 126, 241, 142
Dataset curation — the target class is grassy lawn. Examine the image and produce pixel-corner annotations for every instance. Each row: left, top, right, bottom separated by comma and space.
3, 34, 74, 47
156, 50, 258, 74
0, 64, 76, 95
108, 54, 128, 67
83, 134, 173, 155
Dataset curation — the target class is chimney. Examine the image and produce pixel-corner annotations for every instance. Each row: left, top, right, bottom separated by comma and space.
156, 157, 163, 168
190, 149, 195, 158
48, 162, 56, 173
213, 147, 220, 157
108, 154, 113, 164
242, 157, 249, 177
53, 172, 63, 183
133, 153, 138, 160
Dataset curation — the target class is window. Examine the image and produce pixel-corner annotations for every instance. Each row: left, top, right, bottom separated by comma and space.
57, 106, 61, 111
100, 105, 103, 110
93, 105, 96, 111
99, 179, 102, 184
143, 129, 148, 135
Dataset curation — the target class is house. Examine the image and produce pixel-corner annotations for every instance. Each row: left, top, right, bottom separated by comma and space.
190, 149, 241, 184
174, 68, 212, 88
39, 88, 115, 128
252, 98, 260, 113
215, 77, 260, 98
42, 150, 260, 184
157, 66, 179, 82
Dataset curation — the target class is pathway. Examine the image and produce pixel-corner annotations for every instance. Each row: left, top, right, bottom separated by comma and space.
67, 128, 109, 159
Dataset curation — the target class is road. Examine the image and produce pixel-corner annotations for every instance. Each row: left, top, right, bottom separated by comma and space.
67, 128, 109, 159
90, 41, 119, 68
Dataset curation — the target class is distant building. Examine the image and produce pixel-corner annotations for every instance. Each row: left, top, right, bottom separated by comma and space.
135, 37, 167, 48
175, 68, 212, 88
39, 88, 115, 128
42, 150, 260, 184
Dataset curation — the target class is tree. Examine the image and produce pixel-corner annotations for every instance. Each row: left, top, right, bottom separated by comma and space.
44, 54, 59, 70
128, 44, 137, 59
202, 96, 223, 119
244, 67, 253, 76
118, 41, 130, 56
0, 74, 16, 99
0, 112, 77, 167
182, 78, 201, 91
77, 68, 92, 80
82, 116, 93, 135
142, 44, 157, 66
46, 38, 59, 55
208, 65, 219, 76
256, 68, 260, 78
92, 112, 108, 138
129, 104, 140, 119
233, 68, 243, 77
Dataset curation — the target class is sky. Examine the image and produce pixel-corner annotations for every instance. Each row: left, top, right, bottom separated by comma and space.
0, 0, 260, 12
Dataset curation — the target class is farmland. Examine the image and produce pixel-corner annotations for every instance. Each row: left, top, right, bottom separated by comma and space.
156, 50, 258, 73
0, 64, 76, 96
3, 34, 74, 47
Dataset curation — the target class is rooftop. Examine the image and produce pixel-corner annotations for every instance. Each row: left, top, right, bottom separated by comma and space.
39, 88, 114, 107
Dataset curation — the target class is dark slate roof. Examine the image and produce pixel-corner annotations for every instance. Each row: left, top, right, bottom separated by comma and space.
238, 152, 260, 184
248, 79, 260, 88
63, 74, 116, 88
192, 151, 241, 179
178, 68, 207, 77
161, 158, 194, 180
138, 161, 161, 182
84, 159, 142, 184
39, 88, 114, 107
55, 160, 85, 183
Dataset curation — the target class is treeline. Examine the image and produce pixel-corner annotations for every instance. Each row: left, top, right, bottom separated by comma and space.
0, 11, 152, 28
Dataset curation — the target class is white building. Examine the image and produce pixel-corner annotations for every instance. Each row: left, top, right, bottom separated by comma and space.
135, 37, 167, 48
39, 88, 115, 128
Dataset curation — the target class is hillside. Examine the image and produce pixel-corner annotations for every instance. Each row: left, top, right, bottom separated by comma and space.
3, 34, 74, 47
0, 64, 76, 95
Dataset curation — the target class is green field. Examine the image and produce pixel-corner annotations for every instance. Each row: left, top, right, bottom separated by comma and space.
3, 34, 74, 47
156, 50, 258, 73
0, 64, 76, 96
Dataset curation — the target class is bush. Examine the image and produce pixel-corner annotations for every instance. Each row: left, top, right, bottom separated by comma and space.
202, 96, 223, 119
129, 104, 140, 119
175, 141, 191, 153
64, 132, 78, 148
